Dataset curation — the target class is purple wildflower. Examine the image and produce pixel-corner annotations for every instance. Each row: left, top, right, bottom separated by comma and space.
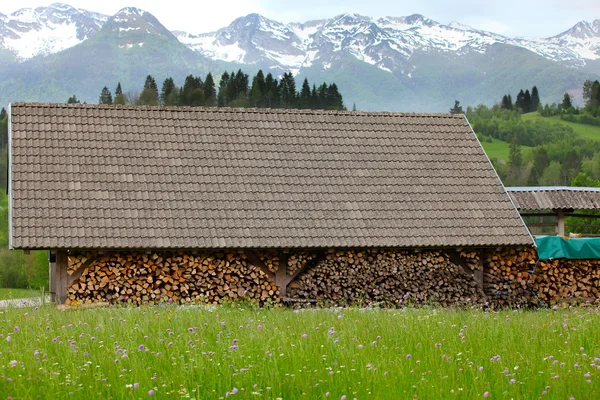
9, 360, 17, 367
14, 326, 19, 332
328, 328, 335, 335
257, 325, 263, 330
6, 335, 11, 342
134, 383, 139, 389
484, 392, 489, 397
148, 389, 154, 396
406, 354, 412, 359
231, 388, 238, 394
302, 334, 307, 339
138, 344, 145, 351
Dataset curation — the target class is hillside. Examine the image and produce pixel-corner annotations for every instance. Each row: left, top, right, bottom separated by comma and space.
522, 112, 600, 141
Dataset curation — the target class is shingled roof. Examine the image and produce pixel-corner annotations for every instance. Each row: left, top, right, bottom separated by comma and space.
9, 103, 532, 250
507, 187, 600, 211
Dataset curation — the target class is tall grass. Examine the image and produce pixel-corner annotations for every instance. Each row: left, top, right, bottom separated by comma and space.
1, 305, 599, 399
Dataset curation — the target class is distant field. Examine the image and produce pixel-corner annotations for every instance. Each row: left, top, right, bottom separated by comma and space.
481, 137, 532, 163
522, 112, 600, 141
0, 288, 42, 300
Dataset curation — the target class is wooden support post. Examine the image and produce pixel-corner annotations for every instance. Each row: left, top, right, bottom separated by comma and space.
275, 261, 288, 298
556, 209, 565, 237
55, 250, 68, 304
474, 257, 485, 296
49, 251, 57, 303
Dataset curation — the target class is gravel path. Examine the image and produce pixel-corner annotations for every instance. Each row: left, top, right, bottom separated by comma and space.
0, 295, 52, 308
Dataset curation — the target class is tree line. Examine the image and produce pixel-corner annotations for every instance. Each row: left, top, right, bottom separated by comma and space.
89, 69, 345, 110
499, 86, 540, 113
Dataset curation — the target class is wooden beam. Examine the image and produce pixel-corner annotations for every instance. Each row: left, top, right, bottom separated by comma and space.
557, 209, 565, 237
284, 251, 327, 289
55, 250, 68, 304
67, 255, 98, 286
446, 251, 485, 297
245, 251, 275, 282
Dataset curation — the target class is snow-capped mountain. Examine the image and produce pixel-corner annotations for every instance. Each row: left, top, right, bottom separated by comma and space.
0, 3, 107, 60
176, 13, 600, 73
2, 4, 598, 72
0, 4, 598, 112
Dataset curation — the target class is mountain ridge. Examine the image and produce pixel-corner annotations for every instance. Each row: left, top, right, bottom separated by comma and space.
0, 5, 599, 111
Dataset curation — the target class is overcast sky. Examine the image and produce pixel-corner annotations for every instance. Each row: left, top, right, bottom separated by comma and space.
5, 0, 600, 37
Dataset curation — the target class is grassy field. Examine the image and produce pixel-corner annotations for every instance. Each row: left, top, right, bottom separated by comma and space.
1, 305, 599, 399
522, 112, 600, 141
481, 138, 532, 163
0, 288, 43, 300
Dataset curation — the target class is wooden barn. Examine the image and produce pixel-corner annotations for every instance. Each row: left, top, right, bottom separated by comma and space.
8, 103, 535, 306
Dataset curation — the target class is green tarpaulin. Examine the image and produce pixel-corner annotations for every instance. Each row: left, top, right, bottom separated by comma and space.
535, 236, 600, 260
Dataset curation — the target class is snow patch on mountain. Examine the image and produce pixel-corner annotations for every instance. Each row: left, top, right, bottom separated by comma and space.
0, 3, 108, 60
177, 12, 600, 74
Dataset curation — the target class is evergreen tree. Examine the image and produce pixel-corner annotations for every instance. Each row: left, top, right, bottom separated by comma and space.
138, 75, 159, 105
0, 107, 6, 120
279, 72, 297, 108
311, 85, 319, 108
264, 73, 279, 107
326, 83, 344, 110
160, 77, 177, 106
204, 73, 217, 106
449, 100, 463, 114
299, 78, 311, 109
500, 94, 513, 110
249, 70, 266, 107
67, 95, 81, 104
523, 89, 532, 113
352, 102, 357, 111
180, 75, 204, 106
99, 86, 113, 105
531, 86, 540, 110
114, 82, 125, 104
217, 72, 230, 107
561, 93, 573, 110
514, 90, 526, 112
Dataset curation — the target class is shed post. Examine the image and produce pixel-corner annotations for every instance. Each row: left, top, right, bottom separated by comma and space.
556, 209, 565, 237
49, 251, 57, 303
53, 250, 68, 304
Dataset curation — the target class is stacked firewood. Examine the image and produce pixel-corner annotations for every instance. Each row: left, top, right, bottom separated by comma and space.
482, 248, 600, 306
531, 259, 600, 302
64, 247, 600, 308
67, 251, 97, 275
287, 252, 317, 276
288, 249, 485, 306
66, 251, 280, 305
481, 247, 539, 307
256, 250, 281, 273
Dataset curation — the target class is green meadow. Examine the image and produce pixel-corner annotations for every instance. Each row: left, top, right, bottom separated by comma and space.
1, 304, 599, 399
522, 112, 600, 142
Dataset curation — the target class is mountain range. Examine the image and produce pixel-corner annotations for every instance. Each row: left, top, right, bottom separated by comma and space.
0, 3, 599, 111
